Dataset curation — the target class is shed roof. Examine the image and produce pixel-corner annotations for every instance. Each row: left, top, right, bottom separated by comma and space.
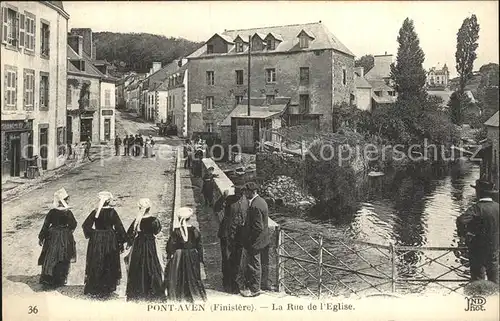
484, 111, 499, 127
221, 97, 290, 126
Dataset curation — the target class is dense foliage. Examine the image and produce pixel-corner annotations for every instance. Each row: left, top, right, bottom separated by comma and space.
93, 32, 203, 73
355, 55, 374, 74
455, 15, 480, 94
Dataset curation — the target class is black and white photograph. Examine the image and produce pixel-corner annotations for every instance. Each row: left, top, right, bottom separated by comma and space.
1, 1, 499, 320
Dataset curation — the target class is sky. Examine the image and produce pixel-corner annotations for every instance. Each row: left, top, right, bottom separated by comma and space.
63, 1, 499, 78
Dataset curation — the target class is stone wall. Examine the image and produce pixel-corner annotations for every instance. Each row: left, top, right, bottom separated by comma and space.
256, 152, 306, 184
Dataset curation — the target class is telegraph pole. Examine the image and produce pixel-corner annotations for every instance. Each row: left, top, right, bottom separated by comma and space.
247, 35, 251, 116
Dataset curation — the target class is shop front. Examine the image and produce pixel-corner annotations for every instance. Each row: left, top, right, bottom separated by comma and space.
1, 119, 34, 179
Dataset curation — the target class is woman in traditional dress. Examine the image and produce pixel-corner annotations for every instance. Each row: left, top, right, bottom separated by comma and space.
38, 188, 77, 288
165, 207, 207, 302
125, 198, 165, 301
82, 191, 127, 298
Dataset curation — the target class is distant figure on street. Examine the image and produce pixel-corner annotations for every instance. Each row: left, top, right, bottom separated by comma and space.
125, 198, 165, 301
84, 136, 93, 161
217, 186, 248, 293
193, 149, 204, 177
123, 135, 129, 156
165, 207, 207, 302
66, 142, 73, 159
240, 182, 271, 297
38, 188, 77, 288
202, 167, 218, 207
456, 180, 499, 284
128, 134, 135, 156
82, 191, 127, 298
137, 134, 144, 157
114, 135, 122, 156
183, 139, 193, 169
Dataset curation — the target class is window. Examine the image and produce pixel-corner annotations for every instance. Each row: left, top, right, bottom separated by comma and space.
300, 67, 309, 85
236, 41, 244, 53
266, 68, 276, 83
105, 89, 111, 106
342, 68, 347, 86
207, 44, 213, 54
206, 96, 214, 110
23, 69, 35, 110
57, 127, 66, 156
40, 22, 50, 57
374, 91, 382, 97
24, 14, 35, 51
4, 66, 17, 110
235, 95, 243, 104
206, 71, 214, 85
266, 95, 275, 105
299, 36, 309, 49
2, 7, 18, 47
388, 91, 396, 97
236, 70, 244, 85
39, 73, 49, 110
299, 94, 310, 113
206, 122, 214, 133
266, 39, 275, 50
67, 83, 72, 105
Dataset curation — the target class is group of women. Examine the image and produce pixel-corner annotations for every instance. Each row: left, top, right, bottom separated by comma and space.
37, 188, 207, 302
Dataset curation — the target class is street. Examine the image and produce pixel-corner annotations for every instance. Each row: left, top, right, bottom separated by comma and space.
2, 111, 176, 300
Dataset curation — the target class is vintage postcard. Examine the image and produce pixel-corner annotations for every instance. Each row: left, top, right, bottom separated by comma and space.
1, 1, 499, 320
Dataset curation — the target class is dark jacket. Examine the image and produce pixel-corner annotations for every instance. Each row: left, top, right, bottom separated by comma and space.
218, 195, 248, 242
128, 137, 135, 146
244, 195, 270, 252
115, 137, 122, 146
457, 199, 499, 256
123, 137, 128, 145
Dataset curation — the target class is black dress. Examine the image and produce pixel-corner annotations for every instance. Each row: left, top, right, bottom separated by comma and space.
38, 208, 77, 287
165, 227, 207, 302
125, 217, 165, 301
82, 207, 127, 297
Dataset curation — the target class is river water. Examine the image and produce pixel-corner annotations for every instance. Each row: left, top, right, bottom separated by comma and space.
271, 161, 481, 296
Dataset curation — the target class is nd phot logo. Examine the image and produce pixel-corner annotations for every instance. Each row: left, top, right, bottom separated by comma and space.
464, 296, 486, 312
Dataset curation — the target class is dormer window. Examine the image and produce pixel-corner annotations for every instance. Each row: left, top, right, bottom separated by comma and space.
236, 41, 244, 53
207, 44, 214, 54
265, 33, 282, 51
251, 33, 266, 51
299, 36, 309, 49
266, 39, 275, 50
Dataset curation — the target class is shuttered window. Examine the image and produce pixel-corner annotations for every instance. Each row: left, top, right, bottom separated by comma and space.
4, 65, 17, 110
39, 72, 49, 110
23, 69, 35, 110
40, 21, 49, 57
24, 13, 35, 51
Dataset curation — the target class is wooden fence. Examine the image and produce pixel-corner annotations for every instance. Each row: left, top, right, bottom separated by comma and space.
274, 226, 473, 298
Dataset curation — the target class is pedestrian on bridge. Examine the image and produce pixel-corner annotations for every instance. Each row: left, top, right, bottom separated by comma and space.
82, 191, 127, 298
457, 180, 499, 284
165, 207, 207, 302
114, 135, 122, 156
125, 198, 165, 301
240, 182, 271, 297
37, 188, 77, 288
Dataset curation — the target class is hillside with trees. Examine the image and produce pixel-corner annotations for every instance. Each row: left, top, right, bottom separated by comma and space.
93, 32, 203, 74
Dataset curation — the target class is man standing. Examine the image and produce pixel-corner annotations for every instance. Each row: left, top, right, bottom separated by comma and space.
84, 136, 93, 162
114, 135, 122, 156
456, 180, 499, 284
128, 134, 135, 156
123, 134, 129, 156
241, 182, 270, 297
217, 186, 248, 293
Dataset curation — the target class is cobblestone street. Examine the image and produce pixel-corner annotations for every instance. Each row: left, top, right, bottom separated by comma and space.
2, 112, 176, 302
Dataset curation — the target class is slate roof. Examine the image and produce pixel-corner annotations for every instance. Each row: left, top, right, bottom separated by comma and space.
372, 94, 396, 104
67, 45, 103, 78
221, 97, 290, 126
367, 79, 393, 92
355, 76, 372, 89
189, 22, 354, 58
484, 111, 499, 127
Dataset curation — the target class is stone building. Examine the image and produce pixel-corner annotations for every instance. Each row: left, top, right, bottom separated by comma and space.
426, 64, 450, 89
479, 111, 499, 190
364, 54, 397, 108
1, 1, 69, 180
185, 21, 355, 136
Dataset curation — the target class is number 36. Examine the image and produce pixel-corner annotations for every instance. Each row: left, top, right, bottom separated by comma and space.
28, 306, 38, 314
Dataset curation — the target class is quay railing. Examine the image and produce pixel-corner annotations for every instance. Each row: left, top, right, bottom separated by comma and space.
273, 226, 473, 298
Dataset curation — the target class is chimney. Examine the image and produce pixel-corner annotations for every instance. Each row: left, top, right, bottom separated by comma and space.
70, 28, 93, 59
68, 35, 83, 56
368, 53, 393, 79
152, 62, 161, 73
355, 66, 364, 78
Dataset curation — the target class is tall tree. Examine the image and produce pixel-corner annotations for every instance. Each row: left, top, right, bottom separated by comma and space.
355, 55, 374, 74
455, 15, 480, 94
390, 18, 428, 105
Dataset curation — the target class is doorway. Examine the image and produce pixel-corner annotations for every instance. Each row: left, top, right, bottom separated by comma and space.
9, 137, 21, 177
67, 116, 73, 144
81, 118, 93, 142
39, 127, 48, 170
104, 118, 111, 141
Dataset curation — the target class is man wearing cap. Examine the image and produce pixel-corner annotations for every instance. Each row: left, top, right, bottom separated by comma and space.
241, 182, 270, 297
217, 186, 248, 293
456, 180, 499, 284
